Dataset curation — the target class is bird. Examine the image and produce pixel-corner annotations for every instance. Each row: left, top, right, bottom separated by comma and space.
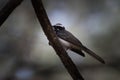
52, 23, 105, 64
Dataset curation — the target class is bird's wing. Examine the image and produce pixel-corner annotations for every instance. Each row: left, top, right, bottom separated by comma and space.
56, 30, 85, 57
56, 30, 83, 47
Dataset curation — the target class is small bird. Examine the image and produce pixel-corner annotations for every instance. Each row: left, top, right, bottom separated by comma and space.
52, 23, 105, 64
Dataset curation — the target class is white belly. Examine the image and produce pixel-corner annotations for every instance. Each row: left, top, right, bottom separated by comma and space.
59, 38, 71, 50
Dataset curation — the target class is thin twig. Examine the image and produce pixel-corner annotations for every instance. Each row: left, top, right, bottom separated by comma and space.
0, 0, 23, 26
31, 0, 84, 80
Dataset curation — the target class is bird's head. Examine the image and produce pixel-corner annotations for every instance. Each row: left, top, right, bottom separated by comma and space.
53, 23, 65, 31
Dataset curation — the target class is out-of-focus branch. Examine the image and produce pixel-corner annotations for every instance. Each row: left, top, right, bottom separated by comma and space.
0, 0, 23, 26
31, 0, 84, 80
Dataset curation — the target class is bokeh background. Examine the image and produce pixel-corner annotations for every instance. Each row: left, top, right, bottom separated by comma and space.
0, 0, 120, 80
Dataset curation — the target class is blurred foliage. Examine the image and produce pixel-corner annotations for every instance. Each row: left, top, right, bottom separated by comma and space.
0, 0, 120, 80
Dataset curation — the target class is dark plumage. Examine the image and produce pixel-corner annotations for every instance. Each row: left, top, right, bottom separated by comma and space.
53, 23, 105, 64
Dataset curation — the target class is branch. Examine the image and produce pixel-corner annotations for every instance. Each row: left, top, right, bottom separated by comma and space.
0, 0, 23, 26
31, 0, 84, 80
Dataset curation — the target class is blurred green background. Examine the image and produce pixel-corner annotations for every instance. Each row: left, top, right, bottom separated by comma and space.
0, 0, 120, 80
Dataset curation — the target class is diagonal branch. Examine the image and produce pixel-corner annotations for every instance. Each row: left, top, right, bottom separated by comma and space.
0, 0, 23, 26
31, 0, 84, 80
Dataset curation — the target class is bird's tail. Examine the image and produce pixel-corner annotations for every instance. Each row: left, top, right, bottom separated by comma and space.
81, 46, 105, 64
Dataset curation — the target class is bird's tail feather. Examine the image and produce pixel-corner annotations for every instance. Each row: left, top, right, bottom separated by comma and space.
82, 46, 105, 64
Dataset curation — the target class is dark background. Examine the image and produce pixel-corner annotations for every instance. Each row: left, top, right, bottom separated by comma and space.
0, 0, 120, 80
